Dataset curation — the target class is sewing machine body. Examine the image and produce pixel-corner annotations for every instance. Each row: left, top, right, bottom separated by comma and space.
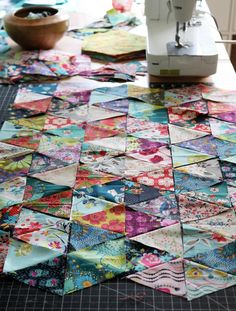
145, 0, 218, 76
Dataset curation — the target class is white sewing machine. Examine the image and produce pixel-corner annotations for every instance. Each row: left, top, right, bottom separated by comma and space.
145, 0, 218, 76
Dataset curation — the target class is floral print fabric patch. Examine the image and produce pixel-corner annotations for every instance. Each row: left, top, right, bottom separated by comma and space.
0, 83, 236, 300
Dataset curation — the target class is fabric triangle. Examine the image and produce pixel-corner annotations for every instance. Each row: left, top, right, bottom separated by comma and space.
168, 107, 199, 124
87, 106, 125, 122
128, 128, 169, 144
74, 205, 125, 233
168, 124, 207, 144
3, 238, 62, 272
178, 194, 229, 222
170, 83, 209, 95
221, 160, 236, 186
163, 89, 201, 106
184, 260, 236, 301
126, 239, 175, 273
85, 135, 126, 152
7, 107, 46, 118
128, 99, 162, 115
29, 152, 70, 175
86, 156, 125, 177
202, 88, 236, 102
71, 191, 120, 217
0, 205, 22, 231
221, 156, 236, 165
75, 165, 121, 189
54, 87, 92, 104
210, 118, 236, 143
208, 101, 236, 114
96, 85, 128, 97
3, 133, 42, 150
214, 138, 236, 160
37, 135, 81, 164
88, 89, 125, 105
84, 124, 120, 141
0, 142, 32, 160
0, 121, 39, 141
126, 136, 166, 153
127, 145, 172, 167
190, 240, 236, 275
175, 158, 223, 181
173, 115, 211, 133
210, 111, 236, 123
5, 109, 41, 120
131, 166, 174, 191
189, 209, 236, 239
171, 145, 215, 168
52, 105, 88, 123
125, 156, 169, 178
127, 259, 186, 297
95, 98, 129, 113
44, 115, 80, 130
124, 181, 163, 205
7, 250, 66, 295
11, 115, 46, 131
88, 115, 127, 132
183, 224, 234, 258
0, 177, 26, 209
13, 97, 52, 113
132, 92, 162, 106
64, 238, 127, 294
129, 107, 168, 124
45, 124, 85, 140
23, 61, 57, 76
174, 171, 220, 193
127, 190, 178, 219
130, 222, 183, 257
126, 208, 162, 238
180, 100, 208, 114
181, 181, 232, 207
69, 222, 123, 251
80, 142, 123, 166
79, 180, 125, 204
0, 153, 32, 183
31, 163, 78, 188
24, 82, 57, 96
14, 208, 69, 253
127, 117, 169, 137
24, 177, 70, 202
168, 84, 205, 98
128, 84, 160, 99
23, 189, 73, 219
14, 90, 51, 104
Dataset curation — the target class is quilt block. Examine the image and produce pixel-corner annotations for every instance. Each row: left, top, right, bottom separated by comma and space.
0, 82, 236, 300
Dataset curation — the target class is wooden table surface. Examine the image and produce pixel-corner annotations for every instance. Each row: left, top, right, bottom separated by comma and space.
7, 0, 236, 90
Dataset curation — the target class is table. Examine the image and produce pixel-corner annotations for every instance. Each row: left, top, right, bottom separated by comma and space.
1, 1, 236, 311
7, 0, 236, 89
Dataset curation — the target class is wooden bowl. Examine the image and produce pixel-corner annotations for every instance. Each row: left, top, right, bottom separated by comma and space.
3, 6, 69, 50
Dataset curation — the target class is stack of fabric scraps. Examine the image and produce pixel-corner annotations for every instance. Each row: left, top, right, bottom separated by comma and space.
68, 8, 141, 39
82, 29, 146, 62
0, 49, 91, 84
82, 60, 146, 82
0, 82, 236, 300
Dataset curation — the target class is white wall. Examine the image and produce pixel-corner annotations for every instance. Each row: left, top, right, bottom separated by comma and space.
207, 0, 236, 54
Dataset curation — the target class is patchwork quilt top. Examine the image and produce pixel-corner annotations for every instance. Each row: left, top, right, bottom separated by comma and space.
0, 82, 236, 300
